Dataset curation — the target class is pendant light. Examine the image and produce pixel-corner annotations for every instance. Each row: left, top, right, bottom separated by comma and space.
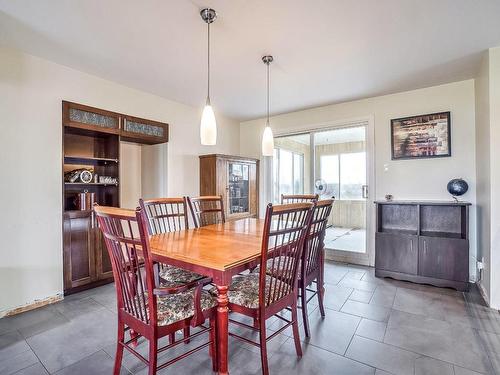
200, 8, 217, 145
261, 55, 275, 156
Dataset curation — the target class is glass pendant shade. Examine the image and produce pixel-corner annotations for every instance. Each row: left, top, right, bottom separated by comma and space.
261, 124, 274, 156
200, 101, 217, 145
261, 55, 274, 156
200, 8, 217, 146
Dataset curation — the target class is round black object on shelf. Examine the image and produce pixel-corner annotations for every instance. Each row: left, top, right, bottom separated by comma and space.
447, 178, 469, 197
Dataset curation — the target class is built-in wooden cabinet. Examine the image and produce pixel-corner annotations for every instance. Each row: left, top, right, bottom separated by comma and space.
199, 154, 259, 221
62, 101, 168, 294
63, 211, 95, 290
375, 201, 470, 291
63, 211, 113, 291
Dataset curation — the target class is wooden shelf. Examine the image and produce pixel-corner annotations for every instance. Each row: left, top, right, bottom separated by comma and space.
65, 182, 118, 186
420, 231, 463, 239
64, 155, 118, 164
378, 228, 417, 235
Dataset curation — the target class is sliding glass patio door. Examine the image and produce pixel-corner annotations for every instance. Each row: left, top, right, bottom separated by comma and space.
273, 123, 372, 265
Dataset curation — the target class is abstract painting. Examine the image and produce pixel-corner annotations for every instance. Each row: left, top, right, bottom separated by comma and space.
391, 111, 451, 159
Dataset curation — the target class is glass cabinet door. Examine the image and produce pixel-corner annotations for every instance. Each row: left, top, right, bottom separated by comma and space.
227, 162, 250, 216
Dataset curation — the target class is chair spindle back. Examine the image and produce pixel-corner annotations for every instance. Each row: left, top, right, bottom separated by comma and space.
188, 196, 225, 227
281, 194, 319, 204
139, 197, 189, 235
95, 206, 157, 325
260, 202, 313, 307
303, 199, 334, 279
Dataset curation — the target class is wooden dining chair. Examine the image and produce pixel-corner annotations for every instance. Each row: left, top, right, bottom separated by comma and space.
219, 202, 313, 375
139, 197, 208, 344
281, 194, 319, 204
252, 199, 334, 338
299, 199, 334, 337
95, 206, 218, 375
139, 198, 205, 287
187, 195, 225, 227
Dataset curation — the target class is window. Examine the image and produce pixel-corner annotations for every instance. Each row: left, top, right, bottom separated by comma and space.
319, 152, 366, 200
273, 148, 304, 202
340, 152, 366, 199
320, 155, 340, 198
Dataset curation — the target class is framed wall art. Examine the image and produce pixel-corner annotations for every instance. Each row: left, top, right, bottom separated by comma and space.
391, 111, 451, 160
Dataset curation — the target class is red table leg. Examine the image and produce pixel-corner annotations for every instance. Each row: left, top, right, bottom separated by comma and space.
216, 284, 229, 375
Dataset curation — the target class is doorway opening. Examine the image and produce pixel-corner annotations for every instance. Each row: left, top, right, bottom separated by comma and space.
272, 122, 371, 265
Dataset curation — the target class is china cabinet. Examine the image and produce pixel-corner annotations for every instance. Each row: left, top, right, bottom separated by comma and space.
199, 154, 259, 220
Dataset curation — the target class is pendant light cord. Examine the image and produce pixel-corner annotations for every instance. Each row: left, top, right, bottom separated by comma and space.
266, 61, 270, 125
207, 21, 211, 103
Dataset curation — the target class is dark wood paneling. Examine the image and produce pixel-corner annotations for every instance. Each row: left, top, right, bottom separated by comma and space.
95, 228, 114, 280
375, 233, 418, 275
419, 236, 469, 282
63, 211, 95, 289
378, 204, 418, 234
420, 205, 464, 238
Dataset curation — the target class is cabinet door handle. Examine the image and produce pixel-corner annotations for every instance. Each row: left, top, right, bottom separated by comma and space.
423, 240, 427, 253
410, 240, 413, 252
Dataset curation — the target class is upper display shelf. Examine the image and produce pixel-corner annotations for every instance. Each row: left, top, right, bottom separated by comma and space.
62, 101, 168, 145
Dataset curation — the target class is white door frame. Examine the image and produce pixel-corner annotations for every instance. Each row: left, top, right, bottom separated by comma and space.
269, 115, 376, 267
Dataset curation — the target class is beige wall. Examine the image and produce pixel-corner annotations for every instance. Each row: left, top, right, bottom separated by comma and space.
475, 50, 491, 303
473, 47, 500, 309
487, 47, 500, 308
240, 80, 477, 277
0, 47, 239, 314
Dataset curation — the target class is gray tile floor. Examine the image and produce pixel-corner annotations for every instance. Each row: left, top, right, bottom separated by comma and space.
1, 262, 500, 374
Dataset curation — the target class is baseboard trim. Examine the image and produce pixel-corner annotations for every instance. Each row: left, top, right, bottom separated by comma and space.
375, 269, 469, 292
1, 294, 63, 318
476, 281, 490, 307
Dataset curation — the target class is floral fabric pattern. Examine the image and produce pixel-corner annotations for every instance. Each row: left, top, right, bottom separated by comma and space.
210, 273, 288, 309
159, 264, 204, 286
253, 256, 301, 280
134, 289, 216, 326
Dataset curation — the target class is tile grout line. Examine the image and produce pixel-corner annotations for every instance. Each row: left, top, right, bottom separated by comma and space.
470, 326, 496, 374
351, 333, 490, 375
22, 333, 51, 375
343, 317, 362, 357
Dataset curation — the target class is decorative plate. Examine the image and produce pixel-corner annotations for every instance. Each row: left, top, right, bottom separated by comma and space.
80, 170, 93, 183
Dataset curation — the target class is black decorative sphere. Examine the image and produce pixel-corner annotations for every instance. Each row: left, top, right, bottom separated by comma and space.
447, 178, 468, 197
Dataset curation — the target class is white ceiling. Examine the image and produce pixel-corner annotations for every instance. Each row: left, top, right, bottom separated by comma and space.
1, 0, 500, 121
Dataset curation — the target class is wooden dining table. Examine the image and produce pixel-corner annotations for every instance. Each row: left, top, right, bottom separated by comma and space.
149, 218, 265, 375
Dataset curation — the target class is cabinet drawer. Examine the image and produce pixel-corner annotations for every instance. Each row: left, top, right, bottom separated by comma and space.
375, 233, 418, 275
418, 236, 468, 282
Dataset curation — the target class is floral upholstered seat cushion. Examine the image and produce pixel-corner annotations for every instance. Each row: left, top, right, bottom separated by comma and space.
159, 264, 205, 287
253, 256, 301, 280
134, 289, 217, 326
210, 273, 288, 309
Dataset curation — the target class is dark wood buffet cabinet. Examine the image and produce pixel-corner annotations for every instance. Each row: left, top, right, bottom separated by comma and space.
375, 201, 470, 291
62, 101, 168, 294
